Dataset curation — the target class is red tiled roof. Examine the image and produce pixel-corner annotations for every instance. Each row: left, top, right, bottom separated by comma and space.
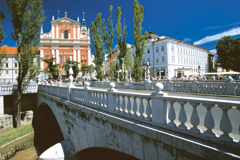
0, 45, 40, 54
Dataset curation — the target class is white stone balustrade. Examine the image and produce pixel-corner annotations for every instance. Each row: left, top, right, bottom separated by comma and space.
38, 83, 240, 147
89, 79, 240, 95
0, 84, 38, 95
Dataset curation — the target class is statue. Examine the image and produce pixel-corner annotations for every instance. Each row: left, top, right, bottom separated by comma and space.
116, 60, 120, 71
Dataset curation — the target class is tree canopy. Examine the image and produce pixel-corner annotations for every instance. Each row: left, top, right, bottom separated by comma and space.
0, 10, 6, 71
6, 0, 46, 128
132, 0, 148, 81
42, 55, 60, 80
90, 13, 105, 81
64, 58, 80, 78
216, 36, 240, 72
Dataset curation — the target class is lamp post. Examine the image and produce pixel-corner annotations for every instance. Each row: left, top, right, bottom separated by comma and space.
198, 65, 201, 79
129, 68, 132, 81
146, 62, 150, 81
69, 56, 74, 87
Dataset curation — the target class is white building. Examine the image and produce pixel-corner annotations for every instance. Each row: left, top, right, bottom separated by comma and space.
130, 32, 212, 79
0, 45, 40, 83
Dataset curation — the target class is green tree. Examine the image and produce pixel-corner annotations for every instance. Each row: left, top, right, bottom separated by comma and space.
216, 36, 240, 72
116, 7, 128, 81
81, 64, 94, 75
109, 61, 116, 80
64, 58, 80, 78
6, 0, 46, 128
132, 0, 148, 81
0, 10, 6, 70
42, 55, 60, 80
90, 13, 105, 81
103, 5, 115, 60
125, 49, 133, 73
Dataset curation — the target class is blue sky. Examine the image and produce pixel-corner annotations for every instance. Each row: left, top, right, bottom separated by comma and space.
0, 0, 240, 55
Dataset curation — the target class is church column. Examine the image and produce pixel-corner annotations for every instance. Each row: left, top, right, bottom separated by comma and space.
40, 48, 44, 70
56, 25, 59, 39
73, 25, 76, 39
52, 25, 55, 38
78, 49, 80, 67
61, 31, 63, 39
77, 26, 80, 39
56, 49, 59, 64
68, 31, 71, 39
52, 49, 55, 64
88, 48, 91, 65
73, 49, 76, 61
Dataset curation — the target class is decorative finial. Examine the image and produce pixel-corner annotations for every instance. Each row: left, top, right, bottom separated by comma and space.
83, 12, 85, 19
58, 10, 60, 19
52, 15, 55, 21
40, 26, 43, 34
77, 17, 79, 22
65, 10, 67, 17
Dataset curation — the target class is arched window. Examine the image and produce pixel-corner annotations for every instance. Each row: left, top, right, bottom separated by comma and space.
64, 30, 68, 39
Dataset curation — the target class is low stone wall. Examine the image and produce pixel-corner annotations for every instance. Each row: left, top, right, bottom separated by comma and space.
0, 133, 34, 160
0, 114, 13, 129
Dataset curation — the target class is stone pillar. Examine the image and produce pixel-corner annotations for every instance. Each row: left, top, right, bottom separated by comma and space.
56, 49, 59, 64
52, 49, 55, 64
107, 82, 117, 112
77, 49, 80, 67
56, 25, 59, 39
151, 83, 168, 124
0, 96, 4, 116
40, 48, 44, 70
73, 25, 76, 39
129, 80, 132, 89
61, 31, 63, 39
144, 80, 150, 90
166, 78, 172, 91
84, 82, 90, 105
77, 26, 80, 39
52, 25, 55, 38
191, 78, 199, 93
225, 78, 236, 95
73, 49, 76, 61
68, 31, 71, 39
116, 79, 119, 88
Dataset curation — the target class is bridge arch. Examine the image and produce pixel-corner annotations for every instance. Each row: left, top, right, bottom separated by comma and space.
33, 102, 64, 155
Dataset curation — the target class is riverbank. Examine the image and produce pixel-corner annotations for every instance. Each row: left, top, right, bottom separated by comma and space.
0, 124, 34, 159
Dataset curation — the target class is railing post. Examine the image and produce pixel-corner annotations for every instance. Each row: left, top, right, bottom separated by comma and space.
151, 82, 168, 124
144, 80, 150, 90
58, 81, 62, 97
129, 80, 132, 89
84, 82, 90, 105
225, 77, 236, 95
107, 82, 117, 111
191, 78, 199, 93
166, 78, 172, 91
116, 79, 119, 88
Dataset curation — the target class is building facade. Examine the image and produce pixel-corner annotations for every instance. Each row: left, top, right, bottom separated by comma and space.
130, 32, 213, 79
40, 11, 91, 77
0, 45, 40, 82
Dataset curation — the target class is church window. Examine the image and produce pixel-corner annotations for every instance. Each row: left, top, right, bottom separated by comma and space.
5, 63, 8, 68
64, 30, 68, 39
60, 56, 63, 62
147, 49, 150, 54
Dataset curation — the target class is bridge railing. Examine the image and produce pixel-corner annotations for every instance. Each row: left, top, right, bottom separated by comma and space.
0, 84, 38, 95
39, 83, 240, 148
89, 79, 240, 96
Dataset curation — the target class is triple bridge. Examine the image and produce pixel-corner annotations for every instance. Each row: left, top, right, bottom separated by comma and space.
37, 82, 240, 159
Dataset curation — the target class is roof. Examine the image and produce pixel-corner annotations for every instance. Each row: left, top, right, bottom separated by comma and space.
0, 45, 40, 55
51, 16, 80, 25
0, 45, 17, 54
146, 31, 159, 40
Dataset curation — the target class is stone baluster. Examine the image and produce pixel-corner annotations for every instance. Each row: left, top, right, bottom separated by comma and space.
93, 92, 97, 107
145, 98, 152, 121
88, 91, 92, 105
97, 92, 100, 107
167, 101, 176, 127
219, 106, 233, 142
178, 101, 188, 130
132, 96, 138, 117
115, 95, 120, 112
107, 82, 116, 112
139, 97, 144, 119
104, 93, 108, 108
121, 95, 126, 114
126, 96, 132, 115
202, 104, 216, 138
189, 102, 200, 134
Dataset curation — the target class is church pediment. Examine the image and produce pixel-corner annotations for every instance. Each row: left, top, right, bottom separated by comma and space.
51, 17, 80, 25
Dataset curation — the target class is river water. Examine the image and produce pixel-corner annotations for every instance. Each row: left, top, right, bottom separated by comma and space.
10, 146, 38, 160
